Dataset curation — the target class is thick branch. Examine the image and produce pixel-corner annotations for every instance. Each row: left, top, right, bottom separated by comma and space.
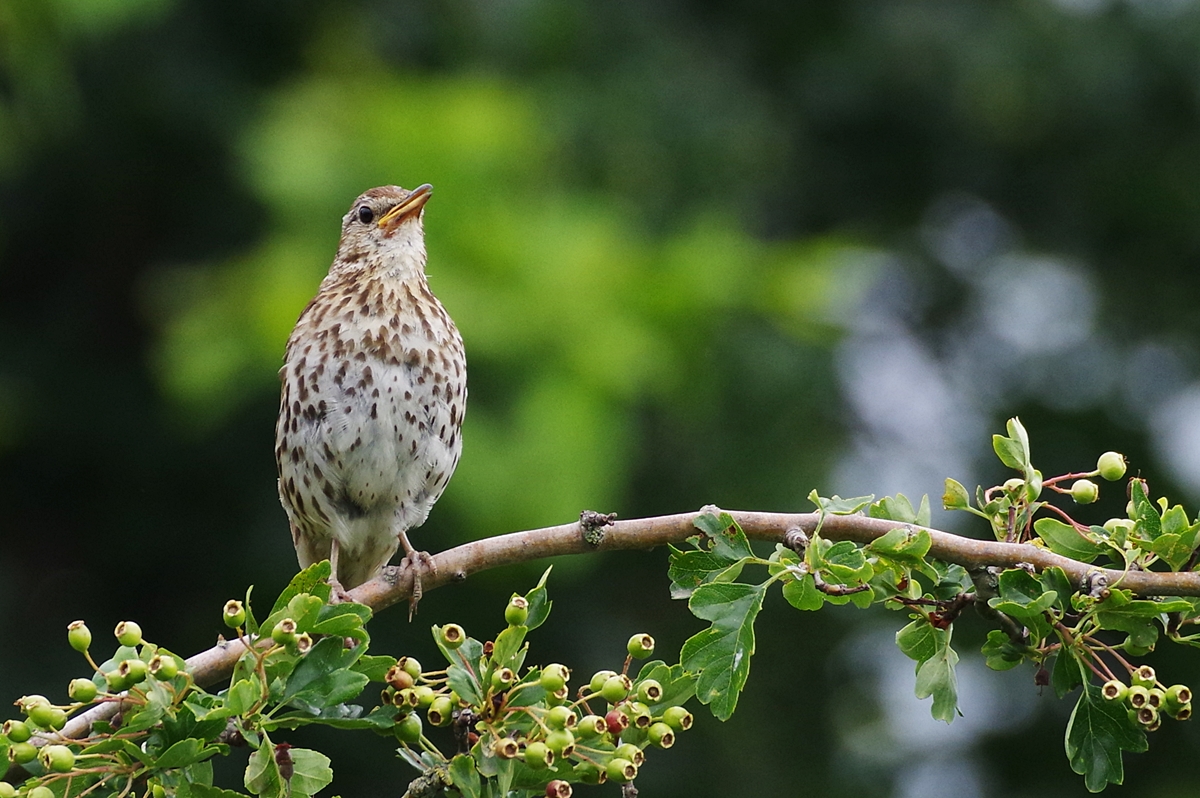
54, 508, 1200, 741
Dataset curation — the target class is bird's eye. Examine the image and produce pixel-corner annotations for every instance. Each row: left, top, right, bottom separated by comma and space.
357, 206, 375, 224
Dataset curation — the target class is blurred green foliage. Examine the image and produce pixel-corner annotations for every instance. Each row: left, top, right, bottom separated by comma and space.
5, 0, 1200, 796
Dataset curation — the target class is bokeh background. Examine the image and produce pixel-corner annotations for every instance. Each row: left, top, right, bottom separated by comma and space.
4, 0, 1200, 795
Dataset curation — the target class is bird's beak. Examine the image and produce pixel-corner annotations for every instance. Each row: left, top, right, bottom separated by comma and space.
378, 184, 433, 230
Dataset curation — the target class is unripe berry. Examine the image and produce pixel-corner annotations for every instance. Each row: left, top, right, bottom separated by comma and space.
572, 762, 606, 785
119, 658, 148, 685
1002, 477, 1023, 494
546, 705, 576, 730
69, 678, 98, 703
1132, 665, 1156, 688
605, 709, 630, 735
105, 670, 130, 693
7, 742, 36, 764
39, 744, 75, 773
577, 714, 607, 738
613, 743, 644, 766
1174, 702, 1193, 721
1136, 705, 1158, 726
1097, 452, 1127, 482
27, 787, 53, 798
439, 624, 465, 649
622, 701, 652, 729
662, 705, 694, 730
1070, 479, 1099, 505
1148, 688, 1165, 708
544, 728, 575, 757
546, 685, 569, 706
606, 757, 638, 783
395, 689, 420, 709
540, 663, 570, 693
115, 621, 143, 648
1165, 684, 1192, 712
637, 679, 663, 703
398, 656, 422, 680
149, 654, 179, 681
524, 741, 553, 769
223, 600, 247, 629
413, 686, 435, 709
395, 712, 422, 743
29, 703, 67, 730
491, 737, 520, 759
67, 621, 91, 653
427, 695, 454, 727
386, 665, 414, 691
601, 674, 631, 704
1127, 685, 1151, 708
589, 670, 617, 694
490, 668, 516, 690
648, 721, 676, 748
0, 781, 14, 798
17, 695, 50, 715
504, 596, 529, 627
293, 633, 314, 655
271, 618, 297, 645
2, 720, 30, 742
627, 633, 655, 659
1101, 680, 1127, 702
545, 779, 574, 797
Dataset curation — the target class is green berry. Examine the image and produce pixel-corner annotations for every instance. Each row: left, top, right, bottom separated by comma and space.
662, 706, 693, 730
114, 621, 143, 647
105, 669, 130, 693
28, 703, 64, 730
395, 688, 420, 709
40, 743, 76, 773
223, 600, 247, 629
1070, 479, 1099, 505
395, 712, 422, 743
8, 741, 36, 764
67, 621, 92, 653
524, 741, 553, 769
149, 654, 179, 681
438, 624, 465, 649
636, 679, 663, 703
2, 720, 30, 742
1136, 705, 1158, 726
427, 695, 453, 727
589, 670, 617, 693
627, 633, 655, 659
293, 633, 313, 655
1132, 665, 1156, 688
622, 701, 652, 728
540, 663, 570, 693
271, 618, 297, 645
490, 668, 516, 690
1098, 451, 1127, 481
1127, 685, 1151, 708
648, 721, 676, 748
69, 678, 98, 703
119, 658, 148, 685
606, 757, 638, 783
1165, 684, 1192, 712
1148, 687, 1165, 708
413, 685, 436, 709
398, 656, 422, 679
600, 674, 631, 704
27, 787, 53, 798
1173, 702, 1192, 721
1101, 680, 1127, 702
544, 728, 575, 756
491, 737, 520, 759
504, 596, 529, 627
0, 781, 15, 798
1002, 477, 1024, 494
613, 743, 644, 766
576, 714, 607, 738
546, 705, 576, 730
17, 695, 50, 716
546, 685, 569, 706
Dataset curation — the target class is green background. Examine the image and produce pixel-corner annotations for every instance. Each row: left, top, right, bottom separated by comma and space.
3, 1, 1200, 795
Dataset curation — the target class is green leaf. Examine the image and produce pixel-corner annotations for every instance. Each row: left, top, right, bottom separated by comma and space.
634, 661, 697, 713
280, 637, 370, 712
869, 493, 929, 526
693, 512, 755, 561
981, 630, 1024, 671
154, 738, 220, 770
245, 744, 284, 798
1040, 567, 1075, 613
440, 637, 485, 706
993, 434, 1026, 471
268, 564, 332, 618
1129, 479, 1161, 540
1034, 518, 1104, 562
447, 754, 482, 798
184, 785, 248, 798
523, 566, 553, 631
896, 619, 941, 663
226, 678, 262, 716
351, 654, 397, 682
988, 568, 1057, 619
1065, 682, 1147, 792
781, 573, 824, 610
867, 527, 933, 566
490, 624, 527, 670
942, 478, 971, 510
808, 490, 874, 515
903, 623, 959, 722
668, 548, 741, 598
821, 540, 871, 583
285, 748, 333, 797
680, 581, 767, 720
310, 601, 371, 637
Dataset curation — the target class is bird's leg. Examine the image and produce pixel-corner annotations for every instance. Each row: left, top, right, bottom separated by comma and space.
398, 530, 436, 619
326, 539, 354, 604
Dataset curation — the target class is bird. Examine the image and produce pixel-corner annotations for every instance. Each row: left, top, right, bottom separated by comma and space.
275, 184, 466, 607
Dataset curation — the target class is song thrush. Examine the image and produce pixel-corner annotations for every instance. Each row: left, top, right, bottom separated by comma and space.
275, 184, 466, 604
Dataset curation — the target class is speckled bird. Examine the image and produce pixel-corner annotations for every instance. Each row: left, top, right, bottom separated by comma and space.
275, 184, 465, 600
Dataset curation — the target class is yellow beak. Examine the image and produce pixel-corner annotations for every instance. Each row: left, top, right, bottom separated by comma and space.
378, 184, 433, 230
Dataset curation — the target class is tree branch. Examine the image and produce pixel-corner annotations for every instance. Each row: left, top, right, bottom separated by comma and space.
53, 508, 1200, 741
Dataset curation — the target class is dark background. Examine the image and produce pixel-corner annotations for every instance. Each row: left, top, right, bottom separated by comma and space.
4, 1, 1200, 796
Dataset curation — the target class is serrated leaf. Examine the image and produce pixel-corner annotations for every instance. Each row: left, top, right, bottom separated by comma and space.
907, 624, 959, 722
867, 527, 933, 565
680, 581, 767, 720
310, 602, 371, 637
447, 754, 481, 798
491, 624, 527, 670
1052, 648, 1084, 699
634, 662, 696, 713
896, 619, 941, 662
226, 678, 262, 716
821, 540, 870, 582
245, 744, 284, 798
808, 490, 874, 515
693, 512, 755, 561
280, 637, 370, 712
285, 748, 333, 797
268, 564, 331, 618
781, 574, 824, 610
1065, 682, 1147, 792
351, 654, 397, 682
988, 568, 1057, 619
1130, 479, 1161, 540
523, 566, 553, 631
869, 493, 929, 526
1034, 518, 1104, 562
154, 738, 220, 770
1149, 532, 1195, 571
981, 630, 1025, 671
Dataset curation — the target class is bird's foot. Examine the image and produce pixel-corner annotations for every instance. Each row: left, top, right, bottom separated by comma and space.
326, 575, 355, 605
400, 550, 436, 620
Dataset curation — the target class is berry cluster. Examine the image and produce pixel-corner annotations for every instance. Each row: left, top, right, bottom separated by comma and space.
387, 582, 696, 796
1101, 666, 1192, 732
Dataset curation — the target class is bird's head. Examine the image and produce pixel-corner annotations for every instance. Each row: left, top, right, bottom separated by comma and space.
332, 184, 433, 277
